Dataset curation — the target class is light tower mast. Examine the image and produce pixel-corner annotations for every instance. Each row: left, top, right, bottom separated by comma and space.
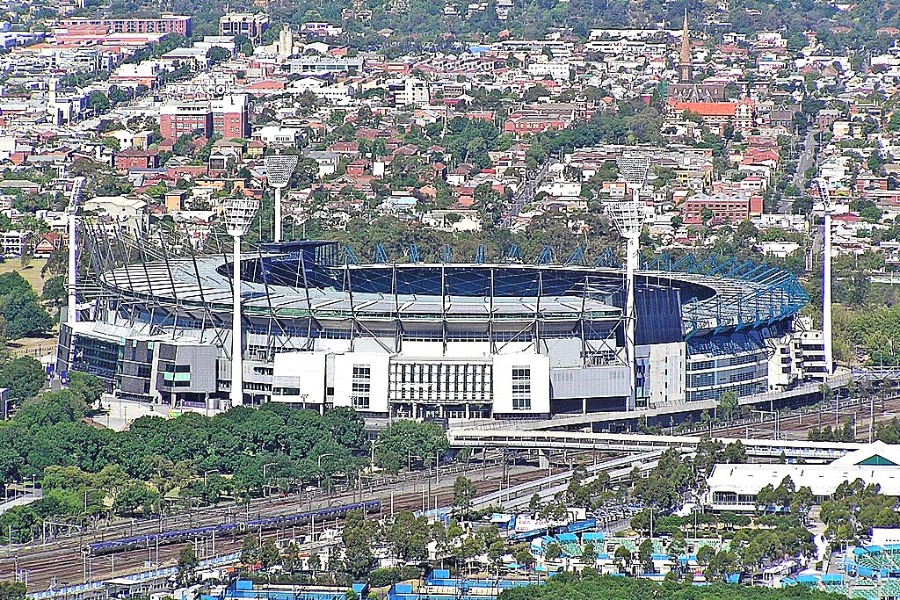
66, 177, 86, 326
611, 154, 650, 410
264, 154, 299, 243
815, 178, 834, 375
223, 197, 260, 407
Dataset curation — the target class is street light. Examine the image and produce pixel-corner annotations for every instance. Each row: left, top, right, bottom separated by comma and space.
316, 454, 334, 491
204, 470, 220, 487
83, 488, 100, 513
223, 197, 260, 408
261, 463, 276, 497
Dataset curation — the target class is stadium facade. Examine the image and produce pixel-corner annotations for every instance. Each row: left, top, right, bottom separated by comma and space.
57, 236, 827, 420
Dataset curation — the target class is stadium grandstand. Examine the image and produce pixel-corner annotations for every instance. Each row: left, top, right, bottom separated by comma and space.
56, 224, 828, 421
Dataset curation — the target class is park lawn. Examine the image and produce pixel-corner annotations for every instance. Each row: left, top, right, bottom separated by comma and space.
0, 261, 47, 296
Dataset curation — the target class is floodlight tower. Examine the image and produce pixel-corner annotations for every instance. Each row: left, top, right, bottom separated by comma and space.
815, 177, 834, 375
264, 154, 299, 243
66, 176, 86, 327
224, 197, 260, 408
611, 154, 650, 411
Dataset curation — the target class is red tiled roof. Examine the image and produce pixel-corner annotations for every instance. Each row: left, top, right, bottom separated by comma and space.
671, 101, 737, 117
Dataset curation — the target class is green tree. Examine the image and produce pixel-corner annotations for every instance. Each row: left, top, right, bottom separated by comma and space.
581, 541, 597, 564
67, 371, 104, 408
41, 275, 66, 306
206, 46, 231, 65
375, 420, 448, 473
718, 391, 740, 421
638, 538, 655, 574
452, 476, 477, 514
241, 533, 260, 564
0, 291, 53, 339
0, 581, 26, 600
260, 539, 281, 568
177, 543, 198, 586
0, 357, 46, 403
0, 272, 32, 296
87, 91, 110, 114
544, 542, 562, 561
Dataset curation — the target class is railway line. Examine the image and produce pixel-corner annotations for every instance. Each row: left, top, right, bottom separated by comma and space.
689, 395, 900, 442
0, 464, 544, 591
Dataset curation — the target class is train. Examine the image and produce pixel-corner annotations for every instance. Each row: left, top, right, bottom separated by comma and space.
85, 499, 381, 557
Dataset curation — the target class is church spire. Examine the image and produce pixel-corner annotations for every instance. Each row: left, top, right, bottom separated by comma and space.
678, 7, 693, 84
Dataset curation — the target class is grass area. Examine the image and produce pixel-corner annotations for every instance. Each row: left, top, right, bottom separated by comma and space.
0, 260, 47, 295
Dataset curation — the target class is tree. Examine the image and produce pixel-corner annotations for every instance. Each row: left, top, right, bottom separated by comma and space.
723, 440, 747, 464
41, 275, 66, 306
638, 538, 655, 574
581, 542, 597, 564
0, 582, 25, 600
613, 545, 632, 572
0, 291, 53, 339
114, 483, 159, 516
87, 91, 110, 114
523, 85, 550, 102
207, 46, 231, 65
0, 357, 46, 403
67, 371, 104, 408
375, 420, 448, 473
308, 552, 322, 574
0, 272, 32, 297
340, 509, 380, 577
696, 544, 715, 567
241, 533, 260, 565
452, 476, 477, 514
260, 539, 281, 568
177, 543, 198, 586
718, 391, 740, 421
544, 542, 562, 561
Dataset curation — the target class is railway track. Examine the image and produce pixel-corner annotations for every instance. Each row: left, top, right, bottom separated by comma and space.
0, 465, 543, 591
687, 396, 900, 442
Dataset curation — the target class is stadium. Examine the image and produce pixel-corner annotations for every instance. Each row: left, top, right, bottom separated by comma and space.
56, 231, 825, 421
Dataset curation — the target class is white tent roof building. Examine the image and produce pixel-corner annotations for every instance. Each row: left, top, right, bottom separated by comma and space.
705, 441, 900, 512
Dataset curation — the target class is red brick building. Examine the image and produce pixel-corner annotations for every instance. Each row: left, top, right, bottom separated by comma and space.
211, 95, 250, 140
115, 149, 159, 170
160, 95, 249, 141
503, 113, 568, 136
60, 15, 191, 36
503, 103, 578, 137
160, 103, 213, 140
682, 192, 762, 225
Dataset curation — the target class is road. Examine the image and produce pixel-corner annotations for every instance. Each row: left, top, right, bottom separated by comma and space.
501, 161, 550, 228
778, 126, 818, 214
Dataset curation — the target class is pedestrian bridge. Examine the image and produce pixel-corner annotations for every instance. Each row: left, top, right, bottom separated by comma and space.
447, 429, 863, 461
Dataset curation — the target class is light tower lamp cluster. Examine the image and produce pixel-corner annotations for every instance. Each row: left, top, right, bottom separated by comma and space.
611, 154, 651, 411
264, 154, 299, 243
223, 197, 260, 408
